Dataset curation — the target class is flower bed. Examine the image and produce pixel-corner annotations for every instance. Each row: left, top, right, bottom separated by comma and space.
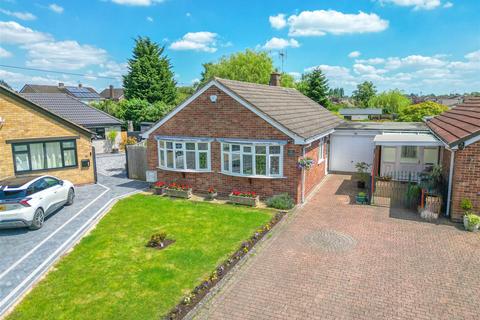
153, 181, 166, 195
206, 187, 217, 200
229, 190, 259, 207
164, 211, 287, 320
164, 183, 192, 199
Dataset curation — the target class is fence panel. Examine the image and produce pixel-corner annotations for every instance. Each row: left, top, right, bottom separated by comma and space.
126, 144, 147, 181
371, 171, 421, 209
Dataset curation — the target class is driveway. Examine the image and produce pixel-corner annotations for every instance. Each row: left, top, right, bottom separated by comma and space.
0, 153, 148, 316
191, 175, 480, 320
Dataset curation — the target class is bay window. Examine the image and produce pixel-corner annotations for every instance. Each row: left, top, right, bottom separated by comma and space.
158, 139, 211, 171
221, 142, 283, 177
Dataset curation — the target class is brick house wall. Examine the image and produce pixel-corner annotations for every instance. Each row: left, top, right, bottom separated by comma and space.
0, 95, 95, 185
147, 85, 328, 203
443, 141, 480, 221
303, 139, 328, 197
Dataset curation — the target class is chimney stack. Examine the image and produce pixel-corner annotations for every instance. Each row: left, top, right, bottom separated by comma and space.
78, 83, 83, 88
58, 82, 64, 88
269, 72, 281, 86
109, 85, 114, 99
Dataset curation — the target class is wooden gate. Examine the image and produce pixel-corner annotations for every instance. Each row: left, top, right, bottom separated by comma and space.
126, 144, 147, 181
371, 171, 421, 209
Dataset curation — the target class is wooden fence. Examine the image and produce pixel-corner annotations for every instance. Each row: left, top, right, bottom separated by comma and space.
125, 144, 147, 181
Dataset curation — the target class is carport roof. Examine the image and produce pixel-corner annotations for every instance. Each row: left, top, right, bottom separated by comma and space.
336, 122, 429, 132
373, 133, 443, 147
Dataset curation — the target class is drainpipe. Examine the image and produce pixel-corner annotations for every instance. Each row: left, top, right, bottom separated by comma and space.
446, 149, 455, 217
301, 145, 306, 203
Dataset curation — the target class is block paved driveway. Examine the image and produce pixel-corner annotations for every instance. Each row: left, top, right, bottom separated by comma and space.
0, 153, 148, 316
192, 174, 480, 320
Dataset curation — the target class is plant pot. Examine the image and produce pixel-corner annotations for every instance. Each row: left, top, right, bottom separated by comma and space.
357, 181, 366, 189
206, 192, 217, 200
425, 195, 442, 215
229, 194, 259, 207
464, 215, 480, 232
164, 188, 192, 199
153, 188, 164, 195
355, 195, 368, 204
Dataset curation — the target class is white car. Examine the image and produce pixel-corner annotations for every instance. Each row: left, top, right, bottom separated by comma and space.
0, 175, 75, 230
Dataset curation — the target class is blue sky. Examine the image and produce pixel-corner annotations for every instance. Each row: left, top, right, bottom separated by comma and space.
0, 0, 479, 94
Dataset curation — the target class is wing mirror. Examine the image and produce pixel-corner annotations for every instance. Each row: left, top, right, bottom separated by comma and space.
59, 180, 64, 186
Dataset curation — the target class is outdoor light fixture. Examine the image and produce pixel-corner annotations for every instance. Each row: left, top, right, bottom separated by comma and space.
209, 95, 218, 103
0, 117, 5, 129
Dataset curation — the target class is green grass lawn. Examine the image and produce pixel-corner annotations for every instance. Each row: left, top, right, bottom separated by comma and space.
8, 195, 272, 320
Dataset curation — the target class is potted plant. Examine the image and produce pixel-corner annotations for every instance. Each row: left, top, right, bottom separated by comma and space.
297, 157, 314, 170
355, 191, 368, 204
153, 181, 166, 195
355, 162, 371, 189
461, 198, 479, 232
206, 187, 217, 200
164, 182, 192, 199
229, 190, 259, 207
107, 130, 119, 153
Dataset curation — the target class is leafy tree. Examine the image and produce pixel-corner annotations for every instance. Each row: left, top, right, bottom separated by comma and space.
298, 67, 331, 108
175, 86, 195, 105
368, 89, 411, 114
123, 36, 177, 104
116, 99, 151, 126
280, 73, 296, 88
352, 81, 377, 108
91, 100, 123, 119
0, 79, 12, 90
398, 101, 448, 122
329, 87, 345, 100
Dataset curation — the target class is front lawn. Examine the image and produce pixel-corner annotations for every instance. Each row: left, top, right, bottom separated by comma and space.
8, 195, 272, 320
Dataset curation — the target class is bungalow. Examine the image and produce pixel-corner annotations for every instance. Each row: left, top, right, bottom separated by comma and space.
0, 86, 95, 185
20, 83, 103, 104
426, 97, 480, 221
143, 74, 342, 203
100, 85, 125, 101
21, 93, 123, 154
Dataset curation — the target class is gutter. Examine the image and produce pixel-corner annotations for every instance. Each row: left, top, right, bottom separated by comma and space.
446, 149, 455, 217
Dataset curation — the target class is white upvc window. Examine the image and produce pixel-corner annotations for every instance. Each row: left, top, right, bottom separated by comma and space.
221, 142, 283, 178
158, 140, 211, 172
318, 138, 325, 163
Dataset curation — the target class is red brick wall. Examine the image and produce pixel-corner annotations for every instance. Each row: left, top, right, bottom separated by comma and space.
303, 139, 328, 197
449, 141, 480, 221
147, 85, 305, 202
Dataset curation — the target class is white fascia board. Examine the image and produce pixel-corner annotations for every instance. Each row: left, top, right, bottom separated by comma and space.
304, 129, 335, 144
462, 133, 480, 148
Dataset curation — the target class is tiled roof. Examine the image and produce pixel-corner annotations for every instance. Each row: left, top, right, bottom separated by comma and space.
21, 93, 122, 127
100, 88, 124, 99
426, 96, 480, 147
21, 84, 101, 100
215, 78, 343, 140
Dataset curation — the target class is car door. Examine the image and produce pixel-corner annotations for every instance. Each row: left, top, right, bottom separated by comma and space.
43, 177, 66, 212
28, 179, 55, 214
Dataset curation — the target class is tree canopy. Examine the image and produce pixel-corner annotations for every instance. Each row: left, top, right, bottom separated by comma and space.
123, 36, 177, 105
398, 101, 448, 122
368, 89, 411, 114
200, 49, 293, 88
352, 81, 377, 108
297, 67, 331, 108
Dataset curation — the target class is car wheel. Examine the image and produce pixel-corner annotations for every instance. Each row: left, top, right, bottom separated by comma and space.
29, 208, 45, 230
66, 188, 75, 206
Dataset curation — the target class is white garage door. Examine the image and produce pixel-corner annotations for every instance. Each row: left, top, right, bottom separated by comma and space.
330, 134, 375, 172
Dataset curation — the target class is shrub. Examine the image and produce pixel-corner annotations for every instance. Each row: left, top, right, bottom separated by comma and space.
460, 198, 473, 214
146, 232, 167, 247
466, 214, 480, 229
358, 192, 366, 197
267, 193, 294, 210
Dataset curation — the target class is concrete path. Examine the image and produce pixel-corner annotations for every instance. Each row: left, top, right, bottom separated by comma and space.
0, 170, 148, 317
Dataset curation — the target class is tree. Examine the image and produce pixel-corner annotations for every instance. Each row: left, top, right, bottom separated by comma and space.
352, 81, 377, 107
0, 79, 12, 90
298, 67, 331, 108
280, 73, 296, 88
368, 89, 411, 114
175, 86, 195, 105
123, 36, 177, 104
328, 87, 345, 101
398, 101, 448, 122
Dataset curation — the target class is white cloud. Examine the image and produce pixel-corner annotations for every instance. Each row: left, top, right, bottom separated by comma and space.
0, 21, 53, 44
355, 57, 385, 64
111, 0, 163, 6
348, 51, 361, 58
98, 61, 128, 79
285, 10, 388, 37
146, 16, 154, 22
381, 0, 442, 10
0, 69, 66, 87
169, 32, 218, 53
0, 46, 12, 58
353, 63, 387, 75
288, 72, 302, 80
269, 14, 287, 29
25, 40, 108, 70
384, 55, 446, 70
465, 50, 480, 61
443, 2, 453, 8
261, 37, 299, 50
0, 9, 36, 21
48, 4, 64, 14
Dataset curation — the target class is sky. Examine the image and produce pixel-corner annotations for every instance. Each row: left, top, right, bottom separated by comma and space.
0, 0, 479, 95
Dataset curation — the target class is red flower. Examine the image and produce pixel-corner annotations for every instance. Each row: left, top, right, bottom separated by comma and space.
208, 187, 216, 193
154, 181, 166, 188
231, 190, 257, 198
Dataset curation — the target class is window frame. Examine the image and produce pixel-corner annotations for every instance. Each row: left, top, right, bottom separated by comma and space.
318, 138, 325, 164
221, 142, 284, 178
400, 146, 419, 163
11, 139, 78, 174
157, 139, 211, 172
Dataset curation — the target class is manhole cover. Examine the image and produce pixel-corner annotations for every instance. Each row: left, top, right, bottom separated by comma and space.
304, 229, 356, 252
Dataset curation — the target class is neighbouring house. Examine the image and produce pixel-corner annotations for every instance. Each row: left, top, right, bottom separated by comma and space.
100, 85, 125, 101
143, 74, 342, 203
0, 86, 95, 185
339, 108, 383, 120
426, 97, 480, 221
21, 93, 123, 154
20, 83, 103, 103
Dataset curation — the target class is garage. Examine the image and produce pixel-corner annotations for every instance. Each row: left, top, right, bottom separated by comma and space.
329, 122, 431, 173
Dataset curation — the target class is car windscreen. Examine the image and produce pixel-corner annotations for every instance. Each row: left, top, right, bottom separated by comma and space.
0, 189, 27, 200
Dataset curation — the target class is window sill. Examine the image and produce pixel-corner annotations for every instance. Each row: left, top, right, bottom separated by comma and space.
219, 171, 286, 179
157, 167, 212, 173
15, 165, 80, 175
317, 159, 325, 164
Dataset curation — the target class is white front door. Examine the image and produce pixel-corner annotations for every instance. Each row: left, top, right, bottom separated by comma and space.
398, 146, 422, 173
